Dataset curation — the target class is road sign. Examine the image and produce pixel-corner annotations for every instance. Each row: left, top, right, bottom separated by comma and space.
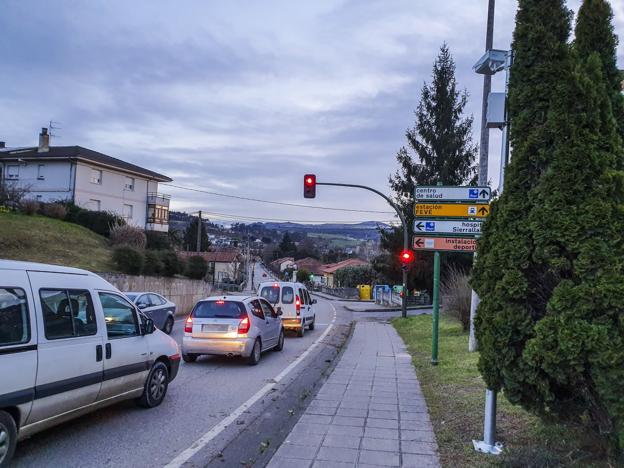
413, 236, 477, 252
414, 203, 490, 218
414, 186, 491, 202
414, 219, 482, 236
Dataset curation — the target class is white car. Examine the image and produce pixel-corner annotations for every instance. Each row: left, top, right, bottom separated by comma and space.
0, 260, 181, 467
258, 281, 316, 337
182, 295, 284, 365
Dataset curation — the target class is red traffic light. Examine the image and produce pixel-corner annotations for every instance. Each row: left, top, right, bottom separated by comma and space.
303, 174, 316, 198
400, 249, 415, 264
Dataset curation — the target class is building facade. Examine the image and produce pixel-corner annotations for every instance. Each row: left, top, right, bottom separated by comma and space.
0, 129, 172, 232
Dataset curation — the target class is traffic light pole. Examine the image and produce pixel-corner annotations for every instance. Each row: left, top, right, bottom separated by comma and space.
316, 181, 409, 318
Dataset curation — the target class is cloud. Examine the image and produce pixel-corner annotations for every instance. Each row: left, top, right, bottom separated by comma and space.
0, 0, 622, 224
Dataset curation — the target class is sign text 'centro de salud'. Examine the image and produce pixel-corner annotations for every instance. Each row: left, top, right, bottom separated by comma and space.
414, 186, 491, 202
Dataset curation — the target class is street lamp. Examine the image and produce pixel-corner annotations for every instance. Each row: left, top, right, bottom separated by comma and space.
469, 47, 513, 457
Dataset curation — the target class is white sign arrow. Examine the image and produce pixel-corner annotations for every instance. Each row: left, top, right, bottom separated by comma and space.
414, 186, 491, 202
413, 219, 483, 236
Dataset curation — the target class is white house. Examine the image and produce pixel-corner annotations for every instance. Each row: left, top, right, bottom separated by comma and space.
0, 129, 172, 232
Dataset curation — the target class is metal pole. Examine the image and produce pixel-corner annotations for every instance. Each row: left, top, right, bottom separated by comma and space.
431, 251, 441, 365
196, 210, 202, 253
469, 0, 495, 353
316, 181, 409, 318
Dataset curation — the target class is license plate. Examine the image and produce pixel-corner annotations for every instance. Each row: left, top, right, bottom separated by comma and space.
202, 324, 229, 332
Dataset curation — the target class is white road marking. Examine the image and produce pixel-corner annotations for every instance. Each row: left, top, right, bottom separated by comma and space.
164, 300, 338, 468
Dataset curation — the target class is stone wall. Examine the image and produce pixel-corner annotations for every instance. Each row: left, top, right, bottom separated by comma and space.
99, 273, 212, 316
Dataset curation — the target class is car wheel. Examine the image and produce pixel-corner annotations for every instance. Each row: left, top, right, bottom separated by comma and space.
297, 323, 305, 338
274, 329, 285, 352
247, 339, 261, 365
308, 316, 315, 330
0, 410, 17, 468
163, 316, 174, 334
137, 361, 169, 408
182, 353, 198, 363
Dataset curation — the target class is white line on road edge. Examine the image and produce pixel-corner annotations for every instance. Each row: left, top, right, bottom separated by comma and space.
164, 300, 337, 468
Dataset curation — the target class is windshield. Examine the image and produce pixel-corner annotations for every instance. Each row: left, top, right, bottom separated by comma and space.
260, 286, 280, 304
193, 300, 246, 319
125, 293, 138, 301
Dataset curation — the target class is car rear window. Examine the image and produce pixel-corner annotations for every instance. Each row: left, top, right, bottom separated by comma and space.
260, 286, 280, 304
193, 300, 246, 318
282, 286, 294, 304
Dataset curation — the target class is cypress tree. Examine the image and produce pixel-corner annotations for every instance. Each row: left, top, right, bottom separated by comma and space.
575, 0, 624, 141
473, 0, 624, 456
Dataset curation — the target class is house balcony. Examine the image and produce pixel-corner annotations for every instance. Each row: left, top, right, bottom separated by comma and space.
146, 192, 171, 232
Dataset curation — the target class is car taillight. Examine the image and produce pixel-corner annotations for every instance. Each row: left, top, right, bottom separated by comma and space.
295, 295, 301, 315
238, 316, 250, 334
184, 316, 193, 333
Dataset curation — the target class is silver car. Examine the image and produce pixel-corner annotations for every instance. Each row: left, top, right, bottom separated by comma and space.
125, 292, 176, 334
182, 295, 284, 365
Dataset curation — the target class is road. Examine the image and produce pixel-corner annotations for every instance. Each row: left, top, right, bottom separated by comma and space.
12, 264, 348, 468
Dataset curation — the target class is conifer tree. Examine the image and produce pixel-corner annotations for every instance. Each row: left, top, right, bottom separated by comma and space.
473, 0, 624, 456
575, 0, 624, 140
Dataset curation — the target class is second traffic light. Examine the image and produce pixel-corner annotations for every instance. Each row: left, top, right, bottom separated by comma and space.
303, 174, 316, 198
399, 249, 415, 264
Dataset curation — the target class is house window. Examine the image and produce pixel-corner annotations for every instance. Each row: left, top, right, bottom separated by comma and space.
90, 169, 102, 184
123, 204, 133, 220
37, 164, 45, 180
89, 199, 101, 211
147, 204, 169, 224
124, 177, 134, 191
7, 165, 19, 179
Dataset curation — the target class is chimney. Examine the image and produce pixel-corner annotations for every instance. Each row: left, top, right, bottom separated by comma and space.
38, 128, 50, 152
0, 142, 5, 149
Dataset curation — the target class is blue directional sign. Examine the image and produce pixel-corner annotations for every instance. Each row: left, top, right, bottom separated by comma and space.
414, 219, 483, 236
414, 186, 491, 202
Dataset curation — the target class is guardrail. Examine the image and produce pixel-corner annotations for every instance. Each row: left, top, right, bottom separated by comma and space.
375, 289, 431, 307
320, 287, 360, 300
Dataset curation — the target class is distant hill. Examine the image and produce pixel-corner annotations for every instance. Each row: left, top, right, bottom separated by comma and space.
262, 221, 392, 240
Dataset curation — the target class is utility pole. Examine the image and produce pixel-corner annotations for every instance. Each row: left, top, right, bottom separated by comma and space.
469, 0, 496, 353
196, 210, 202, 253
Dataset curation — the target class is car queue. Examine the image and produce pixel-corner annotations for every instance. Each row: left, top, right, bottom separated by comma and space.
0, 260, 317, 466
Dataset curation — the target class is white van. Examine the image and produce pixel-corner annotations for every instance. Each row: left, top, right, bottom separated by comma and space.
0, 260, 181, 466
258, 281, 316, 337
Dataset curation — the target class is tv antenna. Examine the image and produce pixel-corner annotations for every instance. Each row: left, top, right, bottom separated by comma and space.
49, 120, 62, 139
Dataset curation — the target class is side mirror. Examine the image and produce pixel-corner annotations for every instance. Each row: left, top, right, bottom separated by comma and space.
276, 307, 283, 316
138, 303, 148, 310
142, 318, 156, 335
312, 299, 317, 304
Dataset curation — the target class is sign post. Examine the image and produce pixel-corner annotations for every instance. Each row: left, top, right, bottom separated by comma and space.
413, 185, 490, 365
431, 251, 441, 365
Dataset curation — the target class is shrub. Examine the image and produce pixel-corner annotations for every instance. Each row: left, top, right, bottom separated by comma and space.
145, 231, 171, 250
41, 203, 67, 219
20, 199, 40, 216
109, 222, 147, 249
186, 256, 208, 279
440, 267, 471, 331
159, 250, 183, 277
143, 250, 164, 276
112, 245, 144, 275
64, 203, 124, 237
0, 182, 30, 209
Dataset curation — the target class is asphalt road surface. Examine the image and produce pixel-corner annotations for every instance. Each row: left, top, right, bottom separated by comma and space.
12, 267, 345, 467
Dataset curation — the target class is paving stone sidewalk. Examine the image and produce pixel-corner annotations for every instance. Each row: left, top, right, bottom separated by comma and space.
267, 321, 440, 468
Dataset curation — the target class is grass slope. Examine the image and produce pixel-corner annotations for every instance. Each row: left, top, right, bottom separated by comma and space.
0, 212, 114, 272
393, 315, 609, 467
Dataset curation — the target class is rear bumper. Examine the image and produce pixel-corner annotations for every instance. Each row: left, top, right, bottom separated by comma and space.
182, 336, 255, 357
282, 317, 304, 330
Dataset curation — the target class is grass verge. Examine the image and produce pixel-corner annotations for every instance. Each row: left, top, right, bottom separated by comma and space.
0, 212, 114, 272
393, 315, 609, 467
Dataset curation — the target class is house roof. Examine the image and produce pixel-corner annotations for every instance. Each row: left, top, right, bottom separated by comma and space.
180, 251, 241, 263
295, 257, 324, 274
270, 257, 294, 267
0, 145, 172, 182
321, 258, 369, 274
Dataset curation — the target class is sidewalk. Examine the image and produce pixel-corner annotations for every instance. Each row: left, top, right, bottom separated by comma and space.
267, 321, 440, 468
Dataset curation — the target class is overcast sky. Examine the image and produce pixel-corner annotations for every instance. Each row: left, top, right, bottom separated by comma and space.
1, 1, 622, 225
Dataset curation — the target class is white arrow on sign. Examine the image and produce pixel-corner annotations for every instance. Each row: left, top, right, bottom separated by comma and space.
414, 186, 491, 202
413, 219, 483, 236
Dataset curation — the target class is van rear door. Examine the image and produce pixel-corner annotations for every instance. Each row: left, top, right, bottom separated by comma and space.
0, 270, 37, 424
25, 271, 104, 424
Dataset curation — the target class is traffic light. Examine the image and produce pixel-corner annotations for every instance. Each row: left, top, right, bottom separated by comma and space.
399, 249, 415, 265
303, 174, 316, 198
